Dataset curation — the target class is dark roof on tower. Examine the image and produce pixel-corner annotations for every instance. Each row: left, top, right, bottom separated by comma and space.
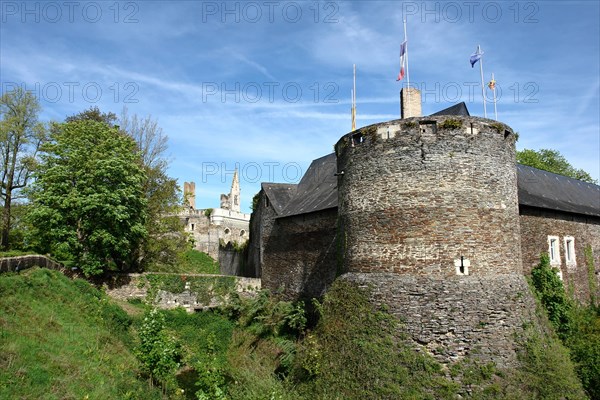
517, 164, 600, 217
262, 158, 600, 220
429, 102, 470, 117
261, 183, 297, 215
277, 153, 338, 218
259, 101, 599, 219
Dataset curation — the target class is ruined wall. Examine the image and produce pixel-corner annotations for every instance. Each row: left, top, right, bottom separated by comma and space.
184, 211, 219, 258
335, 116, 521, 277
219, 242, 250, 277
520, 206, 600, 303
341, 272, 539, 368
261, 208, 338, 299
183, 209, 249, 261
0, 255, 65, 273
104, 272, 261, 312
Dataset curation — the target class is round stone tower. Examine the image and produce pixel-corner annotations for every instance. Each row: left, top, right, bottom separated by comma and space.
335, 115, 522, 277
334, 116, 538, 369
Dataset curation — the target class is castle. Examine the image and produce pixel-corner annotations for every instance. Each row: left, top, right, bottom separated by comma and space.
180, 170, 251, 275
246, 88, 600, 367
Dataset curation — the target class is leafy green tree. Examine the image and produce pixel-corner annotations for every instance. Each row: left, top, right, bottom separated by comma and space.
27, 119, 147, 275
65, 105, 117, 126
565, 306, 600, 399
0, 88, 47, 249
517, 148, 597, 184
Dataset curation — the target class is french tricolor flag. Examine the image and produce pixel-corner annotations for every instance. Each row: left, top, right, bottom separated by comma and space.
396, 40, 407, 81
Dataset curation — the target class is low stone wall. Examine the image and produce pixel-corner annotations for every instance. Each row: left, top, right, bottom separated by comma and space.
0, 255, 64, 273
341, 272, 540, 369
103, 272, 261, 312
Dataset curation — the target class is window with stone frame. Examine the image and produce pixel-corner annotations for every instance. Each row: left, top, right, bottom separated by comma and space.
564, 236, 576, 265
548, 236, 561, 266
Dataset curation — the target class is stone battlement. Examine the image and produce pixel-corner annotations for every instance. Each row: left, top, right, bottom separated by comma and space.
335, 115, 521, 278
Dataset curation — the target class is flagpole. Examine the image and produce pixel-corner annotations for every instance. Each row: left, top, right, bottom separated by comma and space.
404, 19, 410, 90
491, 72, 498, 120
404, 19, 410, 113
352, 64, 356, 131
478, 44, 487, 118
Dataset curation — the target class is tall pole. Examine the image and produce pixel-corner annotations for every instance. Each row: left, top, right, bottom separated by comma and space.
491, 72, 498, 121
404, 19, 410, 91
478, 45, 487, 118
352, 64, 356, 130
403, 19, 410, 117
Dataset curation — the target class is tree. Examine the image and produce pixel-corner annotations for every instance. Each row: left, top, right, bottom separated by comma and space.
118, 108, 187, 269
0, 88, 47, 249
65, 105, 117, 126
517, 148, 597, 184
27, 119, 147, 275
136, 308, 181, 393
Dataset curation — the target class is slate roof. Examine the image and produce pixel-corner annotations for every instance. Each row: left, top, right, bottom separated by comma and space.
429, 102, 470, 116
277, 153, 338, 218
260, 99, 599, 219
261, 183, 297, 216
517, 164, 600, 217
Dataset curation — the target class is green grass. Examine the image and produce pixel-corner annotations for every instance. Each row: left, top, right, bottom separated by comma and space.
0, 268, 162, 399
0, 250, 38, 257
148, 249, 221, 274
1, 267, 592, 400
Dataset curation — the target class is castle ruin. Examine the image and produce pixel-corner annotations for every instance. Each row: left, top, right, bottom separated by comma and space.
180, 170, 251, 275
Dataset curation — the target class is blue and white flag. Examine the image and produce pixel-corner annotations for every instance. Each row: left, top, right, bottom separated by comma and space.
470, 46, 483, 68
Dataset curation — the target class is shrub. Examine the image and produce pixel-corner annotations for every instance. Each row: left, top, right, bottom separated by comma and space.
136, 308, 182, 393
530, 253, 573, 338
440, 118, 463, 130
291, 280, 458, 399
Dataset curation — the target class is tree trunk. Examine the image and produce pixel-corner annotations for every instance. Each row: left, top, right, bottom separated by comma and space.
1, 189, 12, 249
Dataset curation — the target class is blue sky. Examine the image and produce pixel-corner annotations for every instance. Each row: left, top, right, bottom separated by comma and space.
2, 0, 599, 212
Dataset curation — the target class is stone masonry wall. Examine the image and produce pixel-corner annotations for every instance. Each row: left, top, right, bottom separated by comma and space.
335, 116, 521, 277
182, 209, 249, 260
104, 273, 261, 312
0, 255, 65, 273
342, 272, 540, 369
520, 206, 600, 303
262, 208, 338, 299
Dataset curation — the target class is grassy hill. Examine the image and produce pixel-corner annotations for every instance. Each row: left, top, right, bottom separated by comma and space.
0, 266, 591, 399
0, 268, 162, 399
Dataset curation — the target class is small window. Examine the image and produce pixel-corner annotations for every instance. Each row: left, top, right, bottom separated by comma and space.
190, 223, 195, 231
454, 257, 470, 276
224, 228, 230, 234
240, 229, 246, 236
548, 236, 560, 265
564, 236, 576, 265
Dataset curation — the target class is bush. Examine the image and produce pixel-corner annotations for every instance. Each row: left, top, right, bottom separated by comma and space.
136, 308, 182, 394
530, 253, 573, 338
440, 118, 463, 130
291, 280, 458, 399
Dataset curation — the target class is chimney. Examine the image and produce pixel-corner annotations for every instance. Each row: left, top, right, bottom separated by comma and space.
401, 87, 422, 119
